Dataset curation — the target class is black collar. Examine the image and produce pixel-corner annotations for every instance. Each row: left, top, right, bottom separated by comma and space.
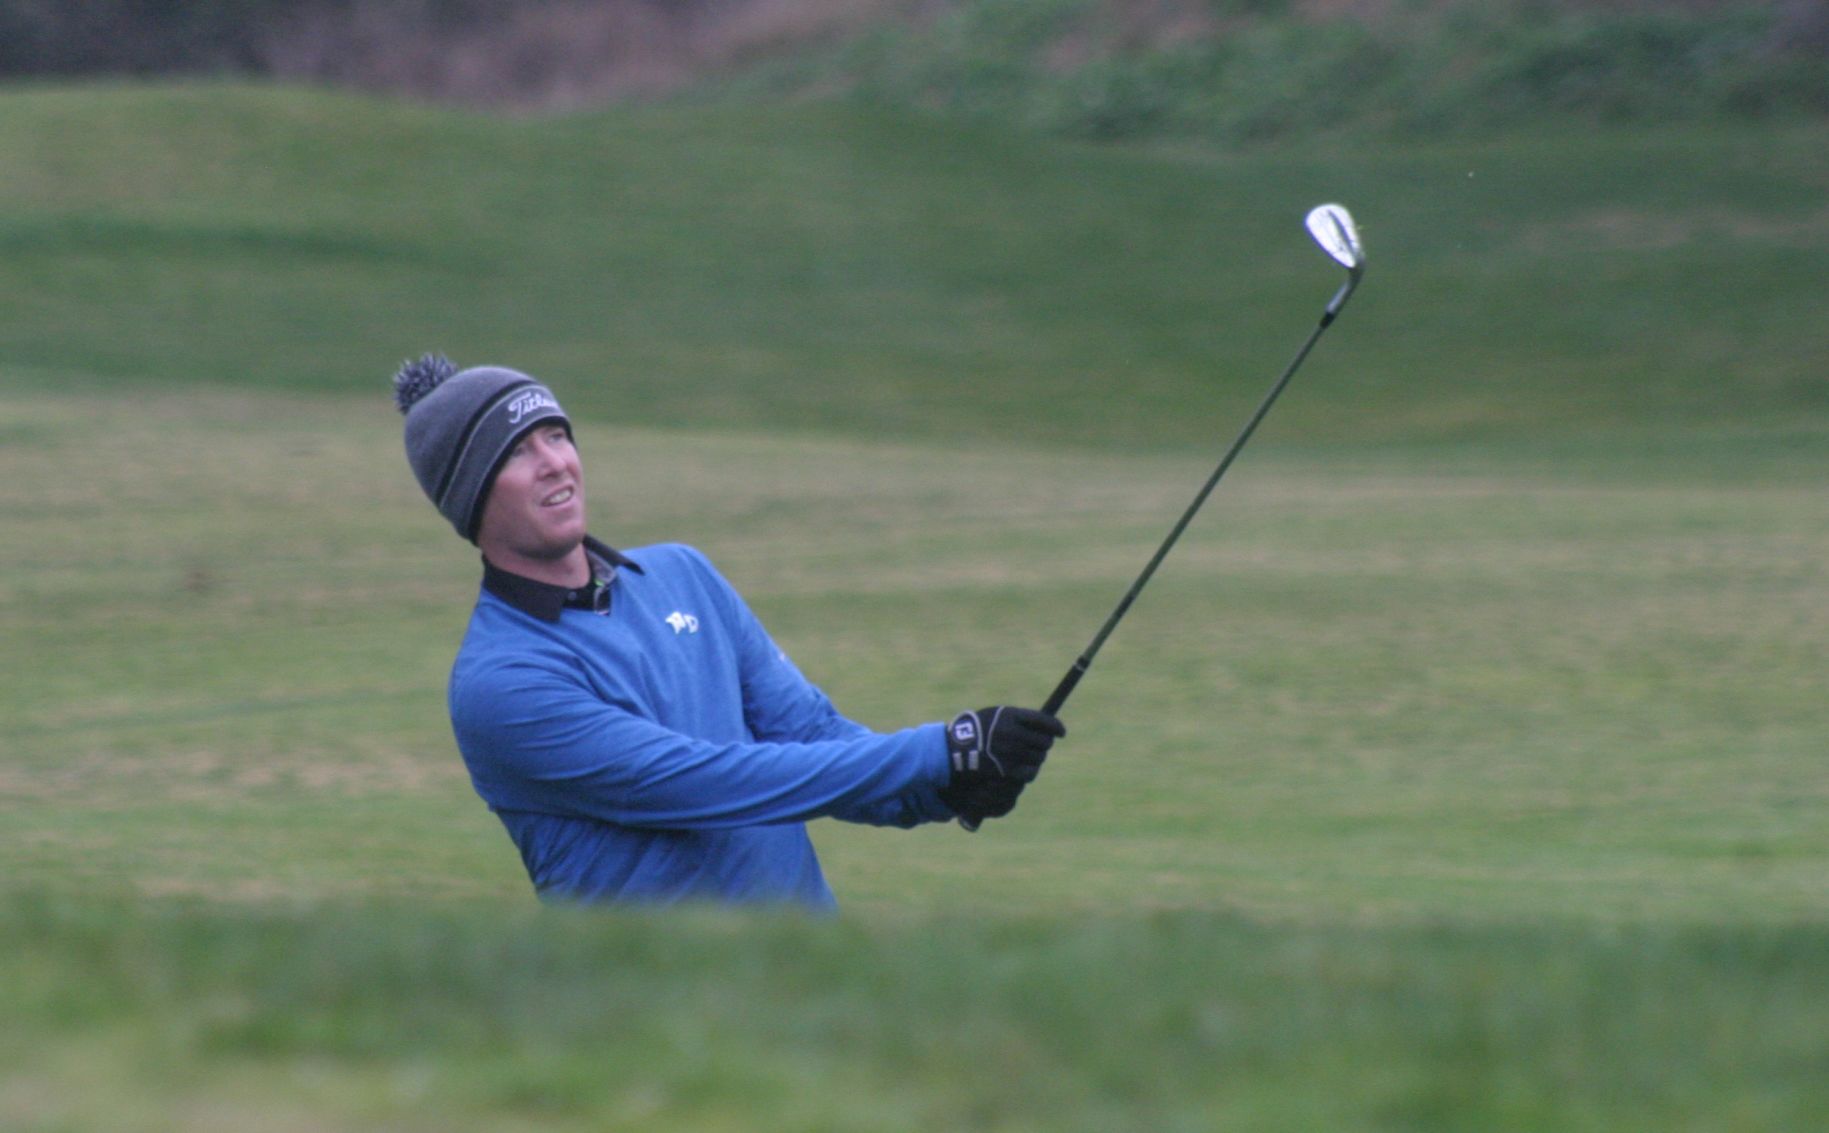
481, 536, 644, 622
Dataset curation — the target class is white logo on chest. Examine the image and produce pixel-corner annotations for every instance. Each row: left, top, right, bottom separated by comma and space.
664, 611, 700, 635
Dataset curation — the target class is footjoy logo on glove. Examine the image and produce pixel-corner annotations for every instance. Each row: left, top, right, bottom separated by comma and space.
665, 611, 700, 635
950, 718, 978, 746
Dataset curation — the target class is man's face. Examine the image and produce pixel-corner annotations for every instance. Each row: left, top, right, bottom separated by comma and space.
475, 421, 587, 575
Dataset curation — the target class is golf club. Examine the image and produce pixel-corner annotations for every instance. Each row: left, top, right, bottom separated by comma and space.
961, 203, 1365, 831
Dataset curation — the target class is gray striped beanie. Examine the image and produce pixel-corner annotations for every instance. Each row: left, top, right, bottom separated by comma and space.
393, 355, 571, 542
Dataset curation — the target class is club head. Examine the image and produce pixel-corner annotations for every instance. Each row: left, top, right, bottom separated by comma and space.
1305, 203, 1364, 274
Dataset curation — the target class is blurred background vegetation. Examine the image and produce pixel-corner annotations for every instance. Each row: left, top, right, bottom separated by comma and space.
3, 0, 1826, 143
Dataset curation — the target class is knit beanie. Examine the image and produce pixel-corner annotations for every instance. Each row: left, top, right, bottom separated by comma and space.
393, 354, 571, 542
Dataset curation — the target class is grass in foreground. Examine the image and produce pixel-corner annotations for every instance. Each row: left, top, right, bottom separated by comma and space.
3, 891, 1826, 1133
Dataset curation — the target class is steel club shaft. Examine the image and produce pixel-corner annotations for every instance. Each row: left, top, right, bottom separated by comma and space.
959, 204, 1364, 832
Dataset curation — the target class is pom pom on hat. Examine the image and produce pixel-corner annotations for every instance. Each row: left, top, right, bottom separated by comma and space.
393, 353, 457, 415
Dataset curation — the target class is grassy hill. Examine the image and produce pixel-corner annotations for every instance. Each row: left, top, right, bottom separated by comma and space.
2, 84, 1826, 1129
0, 83, 1824, 449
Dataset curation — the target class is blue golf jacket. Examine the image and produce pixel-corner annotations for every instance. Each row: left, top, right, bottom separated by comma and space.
448, 538, 955, 909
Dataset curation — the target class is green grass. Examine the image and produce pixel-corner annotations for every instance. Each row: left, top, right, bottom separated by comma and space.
0, 85, 1824, 447
5, 387, 1822, 921
3, 383, 1825, 1128
6, 892, 1827, 1132
1, 84, 1826, 1128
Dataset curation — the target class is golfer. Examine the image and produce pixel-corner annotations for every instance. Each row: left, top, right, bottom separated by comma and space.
394, 355, 1064, 909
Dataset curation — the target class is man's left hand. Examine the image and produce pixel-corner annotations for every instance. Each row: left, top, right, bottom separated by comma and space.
938, 706, 1065, 827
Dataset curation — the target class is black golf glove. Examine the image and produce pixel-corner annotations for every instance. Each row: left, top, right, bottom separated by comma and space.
938, 706, 1066, 827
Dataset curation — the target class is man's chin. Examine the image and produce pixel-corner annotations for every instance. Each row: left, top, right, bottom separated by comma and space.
534, 530, 587, 561
492, 527, 587, 569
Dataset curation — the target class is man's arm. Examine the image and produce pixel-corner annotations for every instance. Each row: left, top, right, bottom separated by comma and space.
454, 657, 955, 830
696, 547, 956, 826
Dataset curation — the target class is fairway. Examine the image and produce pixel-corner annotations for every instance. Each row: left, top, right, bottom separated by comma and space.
4, 384, 1827, 1128
5, 383, 1825, 919
2, 80, 1827, 1130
